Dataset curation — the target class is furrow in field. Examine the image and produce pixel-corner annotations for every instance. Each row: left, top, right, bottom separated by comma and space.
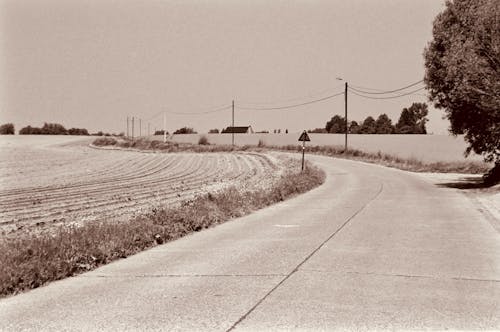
0, 154, 264, 227
0, 151, 281, 236
0, 154, 197, 216
0, 154, 188, 206
0, 153, 171, 197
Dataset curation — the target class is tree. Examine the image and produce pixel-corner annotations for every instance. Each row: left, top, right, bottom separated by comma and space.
68, 128, 89, 135
375, 114, 394, 134
395, 103, 428, 134
0, 123, 15, 135
173, 127, 197, 134
349, 121, 360, 134
325, 115, 346, 133
424, 0, 499, 182
359, 116, 377, 134
41, 123, 67, 135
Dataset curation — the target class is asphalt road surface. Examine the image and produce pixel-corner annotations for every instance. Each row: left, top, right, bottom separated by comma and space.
1, 155, 499, 331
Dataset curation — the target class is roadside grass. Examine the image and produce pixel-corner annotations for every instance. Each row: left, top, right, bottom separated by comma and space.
0, 162, 324, 298
268, 144, 491, 174
93, 137, 490, 174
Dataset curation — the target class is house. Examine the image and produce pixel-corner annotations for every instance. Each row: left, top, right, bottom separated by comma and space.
221, 126, 253, 134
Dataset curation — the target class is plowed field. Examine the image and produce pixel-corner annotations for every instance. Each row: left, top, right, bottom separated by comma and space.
0, 136, 284, 236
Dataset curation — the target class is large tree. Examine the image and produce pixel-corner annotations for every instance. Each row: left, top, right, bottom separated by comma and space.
424, 0, 499, 182
325, 115, 346, 133
395, 103, 428, 134
359, 116, 377, 134
0, 123, 15, 135
375, 114, 394, 134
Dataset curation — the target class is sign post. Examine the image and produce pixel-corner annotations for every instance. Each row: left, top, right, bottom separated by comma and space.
298, 130, 311, 171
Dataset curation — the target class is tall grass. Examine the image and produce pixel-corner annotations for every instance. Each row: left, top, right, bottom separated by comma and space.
0, 164, 324, 298
268, 144, 490, 174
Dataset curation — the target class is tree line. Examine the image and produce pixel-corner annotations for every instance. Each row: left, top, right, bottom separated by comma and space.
310, 102, 429, 134
0, 122, 120, 136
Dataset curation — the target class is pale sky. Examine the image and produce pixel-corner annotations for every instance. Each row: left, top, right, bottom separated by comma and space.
0, 0, 448, 134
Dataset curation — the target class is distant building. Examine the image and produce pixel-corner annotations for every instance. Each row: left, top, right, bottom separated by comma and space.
221, 126, 253, 134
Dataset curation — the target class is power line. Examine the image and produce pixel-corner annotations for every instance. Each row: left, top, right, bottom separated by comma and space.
167, 104, 232, 115
349, 79, 424, 95
237, 84, 345, 107
143, 104, 231, 121
236, 91, 344, 111
349, 86, 426, 100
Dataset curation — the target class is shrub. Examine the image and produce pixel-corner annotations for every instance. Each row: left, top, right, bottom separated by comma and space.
92, 137, 117, 146
0, 123, 14, 135
174, 127, 197, 134
198, 135, 210, 145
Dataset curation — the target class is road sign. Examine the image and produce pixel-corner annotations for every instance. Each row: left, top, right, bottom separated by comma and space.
298, 130, 311, 171
298, 131, 310, 142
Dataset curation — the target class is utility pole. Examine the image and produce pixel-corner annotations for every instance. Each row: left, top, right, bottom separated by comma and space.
126, 116, 129, 138
344, 82, 348, 152
163, 112, 167, 143
148, 123, 150, 137
132, 116, 135, 139
232, 100, 235, 146
139, 118, 142, 137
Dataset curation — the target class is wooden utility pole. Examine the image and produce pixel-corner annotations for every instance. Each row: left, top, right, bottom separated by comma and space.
344, 82, 348, 152
126, 116, 129, 138
139, 118, 142, 137
132, 116, 135, 139
232, 100, 235, 146
148, 123, 150, 137
163, 112, 167, 143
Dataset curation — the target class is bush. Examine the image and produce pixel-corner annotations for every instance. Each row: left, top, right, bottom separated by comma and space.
198, 135, 210, 145
0, 123, 14, 135
174, 127, 197, 134
68, 128, 89, 136
92, 137, 117, 146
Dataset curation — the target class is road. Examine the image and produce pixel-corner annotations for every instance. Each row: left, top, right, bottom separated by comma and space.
1, 154, 499, 331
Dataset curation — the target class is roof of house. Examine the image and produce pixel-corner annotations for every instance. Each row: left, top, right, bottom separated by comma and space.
222, 126, 252, 133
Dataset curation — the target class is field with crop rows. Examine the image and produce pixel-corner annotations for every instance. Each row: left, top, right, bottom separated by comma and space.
0, 136, 285, 237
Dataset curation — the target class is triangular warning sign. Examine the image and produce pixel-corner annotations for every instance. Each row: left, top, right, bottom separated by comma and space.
298, 131, 310, 142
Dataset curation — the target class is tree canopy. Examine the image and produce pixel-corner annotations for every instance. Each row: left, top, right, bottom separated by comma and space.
395, 103, 428, 134
0, 123, 15, 135
424, 0, 499, 166
325, 115, 346, 133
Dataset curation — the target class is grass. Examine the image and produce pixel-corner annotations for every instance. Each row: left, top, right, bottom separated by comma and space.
267, 144, 491, 174
93, 137, 491, 174
0, 163, 324, 298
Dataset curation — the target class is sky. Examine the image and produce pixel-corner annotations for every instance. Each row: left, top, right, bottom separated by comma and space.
0, 0, 449, 135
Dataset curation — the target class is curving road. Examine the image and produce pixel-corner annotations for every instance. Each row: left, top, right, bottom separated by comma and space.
1, 154, 499, 330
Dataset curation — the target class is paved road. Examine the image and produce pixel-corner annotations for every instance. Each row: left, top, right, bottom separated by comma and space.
1, 155, 499, 331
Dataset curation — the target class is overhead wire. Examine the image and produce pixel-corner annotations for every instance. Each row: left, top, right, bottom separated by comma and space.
349, 79, 424, 95
237, 83, 345, 107
167, 104, 232, 115
348, 86, 426, 99
236, 91, 344, 111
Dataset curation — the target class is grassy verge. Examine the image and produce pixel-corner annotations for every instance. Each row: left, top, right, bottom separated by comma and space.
93, 137, 490, 174
0, 164, 324, 298
267, 144, 490, 174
